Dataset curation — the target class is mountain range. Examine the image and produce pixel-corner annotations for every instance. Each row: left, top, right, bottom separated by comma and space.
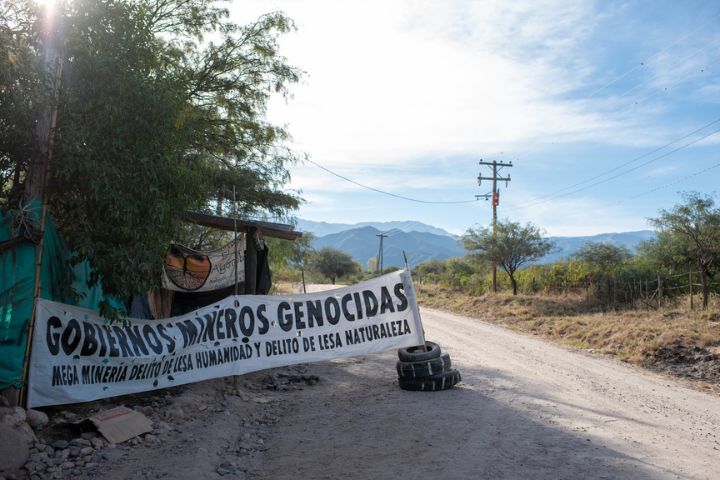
296, 219, 453, 238
298, 220, 656, 268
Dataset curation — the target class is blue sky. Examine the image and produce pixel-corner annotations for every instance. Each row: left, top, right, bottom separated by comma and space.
235, 0, 720, 236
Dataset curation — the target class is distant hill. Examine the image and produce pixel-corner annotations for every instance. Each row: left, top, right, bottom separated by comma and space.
312, 226, 464, 268
297, 219, 454, 238
306, 220, 656, 268
542, 230, 656, 263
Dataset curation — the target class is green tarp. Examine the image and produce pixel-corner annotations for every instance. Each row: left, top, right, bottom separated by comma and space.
0, 202, 123, 389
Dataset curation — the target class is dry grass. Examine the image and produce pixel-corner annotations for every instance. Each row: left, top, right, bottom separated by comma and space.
416, 284, 720, 365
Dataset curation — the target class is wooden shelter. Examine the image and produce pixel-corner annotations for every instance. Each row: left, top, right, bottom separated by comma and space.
183, 210, 301, 295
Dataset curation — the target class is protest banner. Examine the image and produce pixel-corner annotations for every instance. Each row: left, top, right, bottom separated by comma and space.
27, 270, 425, 407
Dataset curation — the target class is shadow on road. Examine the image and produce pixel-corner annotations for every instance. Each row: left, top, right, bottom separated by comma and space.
250, 354, 668, 480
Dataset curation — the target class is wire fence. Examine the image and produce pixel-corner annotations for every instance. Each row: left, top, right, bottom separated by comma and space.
518, 270, 720, 310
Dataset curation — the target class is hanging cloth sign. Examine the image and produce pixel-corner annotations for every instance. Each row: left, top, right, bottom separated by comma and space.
162, 238, 245, 292
27, 270, 425, 407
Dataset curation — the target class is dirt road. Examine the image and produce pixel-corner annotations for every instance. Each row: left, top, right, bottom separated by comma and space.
244, 307, 720, 480
88, 305, 720, 480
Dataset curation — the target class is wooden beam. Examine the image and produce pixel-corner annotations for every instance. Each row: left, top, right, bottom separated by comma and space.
184, 211, 302, 241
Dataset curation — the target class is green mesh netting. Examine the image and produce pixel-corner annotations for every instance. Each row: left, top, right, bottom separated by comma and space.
0, 202, 124, 389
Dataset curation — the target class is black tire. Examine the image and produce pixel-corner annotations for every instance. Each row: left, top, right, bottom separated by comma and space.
396, 354, 452, 378
398, 369, 461, 392
397, 341, 441, 362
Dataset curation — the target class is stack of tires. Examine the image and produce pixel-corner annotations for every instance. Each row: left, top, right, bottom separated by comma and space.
396, 341, 461, 391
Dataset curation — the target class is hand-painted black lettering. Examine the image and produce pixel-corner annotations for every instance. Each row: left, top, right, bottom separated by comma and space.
46, 316, 62, 355
60, 319, 81, 355
257, 305, 270, 334
341, 293, 355, 321
277, 302, 293, 332
394, 283, 408, 311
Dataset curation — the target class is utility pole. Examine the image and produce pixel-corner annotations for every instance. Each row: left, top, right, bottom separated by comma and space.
478, 159, 512, 293
376, 233, 388, 273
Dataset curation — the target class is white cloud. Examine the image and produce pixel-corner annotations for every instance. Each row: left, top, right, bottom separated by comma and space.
233, 0, 686, 171
231, 1, 719, 234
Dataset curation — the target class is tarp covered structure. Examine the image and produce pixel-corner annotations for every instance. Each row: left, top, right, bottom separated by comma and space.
0, 202, 122, 390
1, 205, 300, 392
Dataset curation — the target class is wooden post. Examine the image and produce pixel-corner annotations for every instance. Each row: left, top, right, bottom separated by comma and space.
689, 270, 694, 311
657, 274, 663, 309
244, 227, 258, 294
232, 187, 239, 296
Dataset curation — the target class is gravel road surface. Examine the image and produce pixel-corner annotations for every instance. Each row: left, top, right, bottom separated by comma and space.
82, 303, 720, 480
246, 307, 720, 480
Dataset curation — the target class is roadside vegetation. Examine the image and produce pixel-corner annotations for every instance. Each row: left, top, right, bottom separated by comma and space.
1, 0, 301, 307
412, 193, 720, 389
416, 284, 719, 379
272, 193, 719, 388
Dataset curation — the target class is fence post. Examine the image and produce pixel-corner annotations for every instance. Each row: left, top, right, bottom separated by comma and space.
689, 270, 694, 311
657, 273, 663, 309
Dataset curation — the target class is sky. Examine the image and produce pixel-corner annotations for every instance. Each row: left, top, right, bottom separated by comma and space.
233, 0, 720, 236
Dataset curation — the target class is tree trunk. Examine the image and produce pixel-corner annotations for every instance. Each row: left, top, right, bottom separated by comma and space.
301, 268, 306, 294
510, 275, 518, 295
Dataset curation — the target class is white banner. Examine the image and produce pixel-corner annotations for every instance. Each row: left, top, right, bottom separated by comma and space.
28, 270, 425, 407
162, 239, 245, 292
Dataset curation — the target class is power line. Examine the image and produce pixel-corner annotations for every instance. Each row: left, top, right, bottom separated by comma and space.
304, 158, 479, 204
627, 161, 720, 200
622, 56, 720, 113
541, 126, 720, 201
497, 12, 720, 174
611, 40, 720, 104
510, 117, 720, 209
581, 10, 720, 101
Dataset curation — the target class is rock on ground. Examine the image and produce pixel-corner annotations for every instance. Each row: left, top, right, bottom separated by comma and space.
0, 423, 30, 472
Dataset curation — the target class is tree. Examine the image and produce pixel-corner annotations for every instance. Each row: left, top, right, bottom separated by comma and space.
0, 0, 302, 306
462, 221, 553, 295
574, 243, 632, 274
573, 242, 632, 303
288, 233, 315, 293
645, 193, 720, 309
310, 247, 358, 285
